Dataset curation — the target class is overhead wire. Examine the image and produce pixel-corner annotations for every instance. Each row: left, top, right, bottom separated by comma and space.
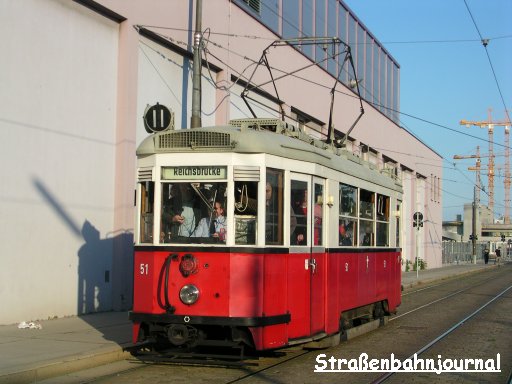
140, 26, 506, 152
137, 18, 509, 215
463, 0, 511, 123
138, 24, 511, 152
138, 24, 512, 45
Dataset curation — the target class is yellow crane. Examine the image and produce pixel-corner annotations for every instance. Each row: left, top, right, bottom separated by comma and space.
460, 112, 511, 223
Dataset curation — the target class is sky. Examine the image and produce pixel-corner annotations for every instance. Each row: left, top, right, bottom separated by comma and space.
343, 0, 512, 221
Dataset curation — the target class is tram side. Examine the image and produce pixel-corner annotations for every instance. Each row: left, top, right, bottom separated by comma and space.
129, 120, 402, 351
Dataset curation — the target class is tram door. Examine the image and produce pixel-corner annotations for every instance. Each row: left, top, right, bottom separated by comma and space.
290, 174, 325, 337
311, 177, 325, 334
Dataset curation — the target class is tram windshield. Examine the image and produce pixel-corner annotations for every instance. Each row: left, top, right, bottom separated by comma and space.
161, 182, 227, 244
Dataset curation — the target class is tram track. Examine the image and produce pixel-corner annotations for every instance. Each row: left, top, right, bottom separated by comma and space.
220, 265, 512, 384
56, 265, 511, 384
217, 267, 512, 383
370, 284, 512, 383
391, 269, 503, 321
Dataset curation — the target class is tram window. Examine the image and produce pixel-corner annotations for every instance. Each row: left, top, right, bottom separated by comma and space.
314, 183, 323, 246
359, 189, 374, 219
291, 180, 308, 245
376, 194, 390, 221
396, 201, 402, 247
234, 181, 258, 245
266, 169, 284, 245
139, 181, 154, 243
376, 194, 390, 246
359, 219, 374, 246
160, 182, 227, 244
339, 184, 357, 217
339, 183, 357, 246
376, 222, 389, 246
339, 218, 357, 246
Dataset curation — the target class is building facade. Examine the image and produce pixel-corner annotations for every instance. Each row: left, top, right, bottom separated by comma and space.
0, 0, 442, 324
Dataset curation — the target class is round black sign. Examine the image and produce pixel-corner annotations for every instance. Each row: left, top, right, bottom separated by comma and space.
143, 103, 172, 133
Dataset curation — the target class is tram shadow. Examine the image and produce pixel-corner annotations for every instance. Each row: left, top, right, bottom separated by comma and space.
77, 220, 134, 346
33, 178, 133, 347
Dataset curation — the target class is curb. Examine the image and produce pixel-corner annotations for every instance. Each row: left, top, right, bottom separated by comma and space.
0, 347, 132, 384
401, 264, 499, 291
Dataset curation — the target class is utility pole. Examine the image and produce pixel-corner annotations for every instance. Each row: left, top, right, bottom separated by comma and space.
413, 212, 423, 278
453, 146, 481, 204
461, 119, 495, 216
190, 0, 202, 128
454, 149, 486, 264
505, 125, 510, 223
472, 185, 477, 264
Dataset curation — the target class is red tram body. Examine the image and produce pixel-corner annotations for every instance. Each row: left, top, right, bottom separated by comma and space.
130, 118, 402, 351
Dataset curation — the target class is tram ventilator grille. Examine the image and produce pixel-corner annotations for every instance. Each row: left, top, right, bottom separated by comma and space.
158, 131, 232, 150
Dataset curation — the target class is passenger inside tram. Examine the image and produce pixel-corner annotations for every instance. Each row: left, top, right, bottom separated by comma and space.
291, 184, 307, 245
192, 201, 226, 242
360, 220, 374, 246
234, 181, 258, 245
161, 183, 201, 240
265, 182, 279, 243
339, 219, 355, 246
161, 182, 227, 243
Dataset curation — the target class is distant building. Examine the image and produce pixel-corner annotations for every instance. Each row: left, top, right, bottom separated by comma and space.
443, 214, 463, 241
443, 204, 512, 243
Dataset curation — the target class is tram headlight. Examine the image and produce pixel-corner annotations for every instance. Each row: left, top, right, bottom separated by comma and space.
179, 284, 200, 305
179, 254, 198, 277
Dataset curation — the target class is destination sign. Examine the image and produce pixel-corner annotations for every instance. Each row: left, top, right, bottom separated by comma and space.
162, 166, 227, 180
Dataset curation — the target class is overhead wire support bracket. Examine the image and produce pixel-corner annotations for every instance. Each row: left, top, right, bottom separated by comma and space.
240, 37, 365, 145
333, 45, 365, 148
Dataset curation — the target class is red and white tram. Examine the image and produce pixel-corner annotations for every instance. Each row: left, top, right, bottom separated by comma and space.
130, 118, 402, 351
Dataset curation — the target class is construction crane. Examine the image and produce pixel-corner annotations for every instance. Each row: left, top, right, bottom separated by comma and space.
460, 111, 511, 223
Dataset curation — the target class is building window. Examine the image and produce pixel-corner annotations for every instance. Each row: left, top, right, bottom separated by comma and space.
347, 15, 357, 83
379, 50, 386, 115
302, 0, 314, 57
365, 35, 373, 102
386, 57, 393, 119
392, 64, 399, 121
357, 23, 365, 99
282, 0, 300, 38
315, 0, 326, 69
338, 4, 348, 84
261, 0, 279, 33
327, 0, 337, 75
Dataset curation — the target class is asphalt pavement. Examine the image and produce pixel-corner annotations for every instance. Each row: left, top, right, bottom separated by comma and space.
0, 261, 501, 384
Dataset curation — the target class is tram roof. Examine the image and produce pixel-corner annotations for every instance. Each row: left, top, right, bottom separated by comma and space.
137, 119, 402, 193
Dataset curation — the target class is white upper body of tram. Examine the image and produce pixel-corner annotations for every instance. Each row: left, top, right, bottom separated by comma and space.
134, 118, 403, 250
